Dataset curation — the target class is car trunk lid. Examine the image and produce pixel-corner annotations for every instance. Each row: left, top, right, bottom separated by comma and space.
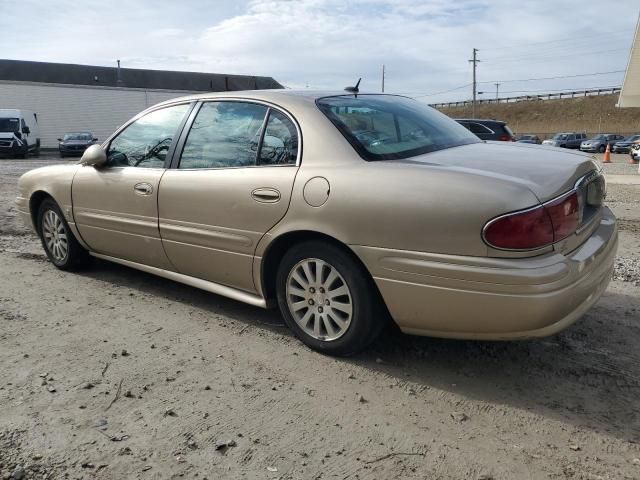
397, 141, 599, 203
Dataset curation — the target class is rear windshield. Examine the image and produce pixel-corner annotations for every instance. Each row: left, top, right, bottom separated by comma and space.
316, 95, 479, 160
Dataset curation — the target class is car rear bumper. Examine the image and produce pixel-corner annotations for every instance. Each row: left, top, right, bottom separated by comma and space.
351, 207, 617, 340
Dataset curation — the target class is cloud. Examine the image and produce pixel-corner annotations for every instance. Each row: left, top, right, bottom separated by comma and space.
2, 0, 639, 101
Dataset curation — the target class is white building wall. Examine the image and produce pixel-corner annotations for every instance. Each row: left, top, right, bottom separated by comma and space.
0, 81, 195, 148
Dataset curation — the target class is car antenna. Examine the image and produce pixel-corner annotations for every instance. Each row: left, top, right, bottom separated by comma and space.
345, 78, 361, 96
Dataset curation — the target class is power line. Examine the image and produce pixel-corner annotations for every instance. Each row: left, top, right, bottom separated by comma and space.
478, 27, 635, 51
412, 83, 472, 98
397, 70, 626, 97
478, 69, 626, 84
483, 48, 629, 66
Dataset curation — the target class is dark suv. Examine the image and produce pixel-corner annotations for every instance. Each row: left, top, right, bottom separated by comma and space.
455, 119, 515, 142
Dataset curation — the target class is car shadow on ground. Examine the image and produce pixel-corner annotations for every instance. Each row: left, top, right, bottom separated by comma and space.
77, 259, 639, 444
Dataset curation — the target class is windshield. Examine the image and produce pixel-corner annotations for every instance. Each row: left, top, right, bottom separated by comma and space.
590, 135, 605, 141
0, 118, 20, 133
316, 95, 479, 160
552, 134, 568, 140
63, 133, 92, 141
626, 135, 640, 142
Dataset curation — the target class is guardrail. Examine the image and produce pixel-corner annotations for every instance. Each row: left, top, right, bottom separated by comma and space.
430, 87, 621, 109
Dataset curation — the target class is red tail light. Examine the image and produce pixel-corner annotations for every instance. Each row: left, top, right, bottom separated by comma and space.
498, 134, 514, 141
545, 191, 580, 241
483, 191, 581, 250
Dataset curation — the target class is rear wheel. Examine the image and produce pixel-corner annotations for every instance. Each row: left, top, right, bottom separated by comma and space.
37, 198, 91, 270
276, 241, 385, 355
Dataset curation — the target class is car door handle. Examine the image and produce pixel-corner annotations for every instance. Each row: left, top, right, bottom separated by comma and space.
251, 188, 281, 203
134, 182, 153, 196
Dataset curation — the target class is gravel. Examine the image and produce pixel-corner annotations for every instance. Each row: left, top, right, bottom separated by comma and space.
613, 257, 640, 286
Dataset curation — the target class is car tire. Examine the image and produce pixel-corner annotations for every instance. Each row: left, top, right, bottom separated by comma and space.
599, 145, 605, 153
60, 152, 65, 158
37, 198, 91, 271
276, 240, 385, 356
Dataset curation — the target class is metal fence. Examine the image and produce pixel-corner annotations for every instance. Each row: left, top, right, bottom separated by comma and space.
430, 87, 621, 109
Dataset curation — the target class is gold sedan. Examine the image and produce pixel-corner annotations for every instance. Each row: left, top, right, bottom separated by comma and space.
16, 91, 617, 355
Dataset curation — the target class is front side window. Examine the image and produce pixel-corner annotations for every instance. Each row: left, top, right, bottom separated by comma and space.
179, 102, 268, 169
317, 95, 479, 161
107, 103, 190, 168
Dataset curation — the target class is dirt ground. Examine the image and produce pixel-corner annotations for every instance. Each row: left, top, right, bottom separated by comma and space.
1, 154, 639, 480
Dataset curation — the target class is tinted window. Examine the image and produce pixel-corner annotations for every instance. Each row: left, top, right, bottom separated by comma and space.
468, 122, 493, 134
179, 102, 268, 169
317, 95, 479, 161
258, 110, 298, 165
107, 104, 189, 168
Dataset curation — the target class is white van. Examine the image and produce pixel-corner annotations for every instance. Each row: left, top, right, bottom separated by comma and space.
0, 109, 40, 158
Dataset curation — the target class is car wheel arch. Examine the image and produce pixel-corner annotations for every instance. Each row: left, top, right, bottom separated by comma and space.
259, 230, 382, 306
29, 190, 56, 229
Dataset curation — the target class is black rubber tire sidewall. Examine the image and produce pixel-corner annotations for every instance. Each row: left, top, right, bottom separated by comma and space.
37, 198, 90, 270
276, 241, 384, 356
599, 145, 605, 153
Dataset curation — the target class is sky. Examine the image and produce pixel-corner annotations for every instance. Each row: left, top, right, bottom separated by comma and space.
2, 0, 639, 103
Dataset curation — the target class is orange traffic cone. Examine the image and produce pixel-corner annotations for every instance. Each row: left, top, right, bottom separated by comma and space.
603, 143, 611, 163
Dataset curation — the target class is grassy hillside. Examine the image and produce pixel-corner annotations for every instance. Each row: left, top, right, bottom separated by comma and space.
437, 94, 640, 139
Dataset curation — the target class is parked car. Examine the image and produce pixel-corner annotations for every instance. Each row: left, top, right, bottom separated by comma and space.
0, 109, 40, 158
580, 134, 625, 153
612, 134, 640, 153
58, 132, 98, 157
455, 119, 515, 141
631, 143, 640, 162
16, 91, 617, 355
542, 132, 587, 149
516, 134, 541, 144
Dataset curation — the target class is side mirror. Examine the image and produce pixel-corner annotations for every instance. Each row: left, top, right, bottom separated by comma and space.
80, 144, 107, 167
57, 138, 62, 142
23, 126, 30, 135
92, 137, 98, 142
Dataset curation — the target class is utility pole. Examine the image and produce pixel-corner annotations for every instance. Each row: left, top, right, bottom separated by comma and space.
495, 82, 501, 102
468, 48, 479, 117
381, 64, 385, 93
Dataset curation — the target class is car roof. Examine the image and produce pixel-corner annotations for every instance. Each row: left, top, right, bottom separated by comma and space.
153, 90, 412, 110
454, 118, 506, 124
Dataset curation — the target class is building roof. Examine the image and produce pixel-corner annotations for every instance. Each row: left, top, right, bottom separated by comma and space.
0, 59, 283, 92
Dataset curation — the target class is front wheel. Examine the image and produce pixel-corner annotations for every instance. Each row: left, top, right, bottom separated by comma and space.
276, 241, 385, 355
599, 145, 606, 153
37, 198, 91, 270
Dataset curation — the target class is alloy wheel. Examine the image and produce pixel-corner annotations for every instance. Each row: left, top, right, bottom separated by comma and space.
42, 210, 68, 262
286, 258, 353, 341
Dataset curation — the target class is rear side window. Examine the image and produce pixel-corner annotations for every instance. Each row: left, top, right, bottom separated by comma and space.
467, 122, 493, 134
258, 110, 298, 165
317, 95, 479, 161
